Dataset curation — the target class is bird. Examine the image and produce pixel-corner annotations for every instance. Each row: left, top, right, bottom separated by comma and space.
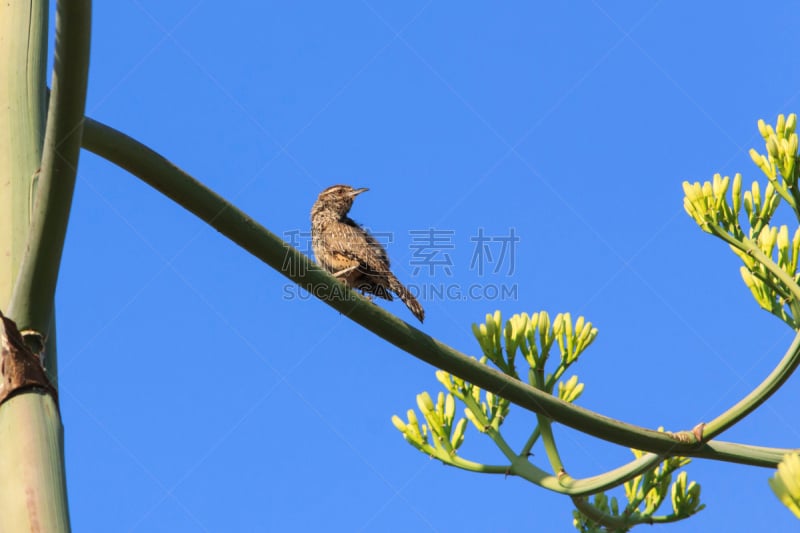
310, 184, 425, 322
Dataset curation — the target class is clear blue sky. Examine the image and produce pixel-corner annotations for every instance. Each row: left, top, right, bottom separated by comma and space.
53, 2, 800, 531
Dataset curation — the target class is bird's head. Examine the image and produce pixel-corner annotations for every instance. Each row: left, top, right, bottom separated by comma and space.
312, 184, 369, 218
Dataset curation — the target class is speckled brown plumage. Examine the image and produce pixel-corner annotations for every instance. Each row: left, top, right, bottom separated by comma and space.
310, 185, 424, 322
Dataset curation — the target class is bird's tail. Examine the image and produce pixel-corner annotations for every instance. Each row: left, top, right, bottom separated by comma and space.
388, 275, 425, 323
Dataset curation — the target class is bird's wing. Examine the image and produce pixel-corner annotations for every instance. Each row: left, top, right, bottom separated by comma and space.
360, 225, 391, 268
332, 221, 391, 274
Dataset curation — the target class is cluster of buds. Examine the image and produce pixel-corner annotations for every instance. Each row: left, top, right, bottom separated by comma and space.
434, 369, 510, 434
683, 115, 800, 327
573, 446, 702, 531
625, 448, 696, 518
682, 173, 781, 240
752, 114, 800, 209
683, 114, 800, 238
393, 310, 598, 466
391, 391, 467, 457
391, 367, 510, 462
471, 310, 597, 394
737, 224, 800, 324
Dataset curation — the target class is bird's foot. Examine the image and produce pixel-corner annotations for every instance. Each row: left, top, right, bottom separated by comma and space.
331, 265, 359, 278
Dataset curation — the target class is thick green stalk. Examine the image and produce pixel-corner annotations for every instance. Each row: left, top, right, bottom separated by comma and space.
0, 393, 69, 532
0, 4, 52, 533
0, 1, 91, 531
0, 0, 47, 306
446, 457, 508, 474
704, 312, 800, 439
7, 0, 92, 340
537, 415, 565, 474
81, 117, 796, 468
530, 371, 566, 475
701, 227, 800, 440
0, 310, 68, 531
560, 453, 664, 496
499, 438, 664, 496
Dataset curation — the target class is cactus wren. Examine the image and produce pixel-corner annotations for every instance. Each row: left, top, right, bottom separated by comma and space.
310, 184, 425, 322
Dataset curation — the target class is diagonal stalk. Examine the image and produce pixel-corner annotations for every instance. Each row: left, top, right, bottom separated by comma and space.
81, 117, 798, 467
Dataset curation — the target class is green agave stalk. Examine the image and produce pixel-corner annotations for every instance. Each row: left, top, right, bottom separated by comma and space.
0, 0, 91, 530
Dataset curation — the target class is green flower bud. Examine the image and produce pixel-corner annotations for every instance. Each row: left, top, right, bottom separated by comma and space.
407, 408, 420, 429
732, 173, 742, 214
485, 390, 495, 409
558, 375, 584, 403
767, 136, 779, 158
787, 113, 797, 134
683, 198, 701, 224
552, 313, 564, 335
743, 190, 753, 218
780, 137, 790, 155
778, 224, 790, 248
758, 118, 770, 140
681, 181, 697, 202
610, 496, 619, 516
777, 114, 787, 137
712, 173, 728, 198
436, 391, 445, 415
757, 225, 778, 255
503, 319, 515, 352
740, 266, 771, 310
575, 315, 585, 334
564, 312, 575, 356
445, 393, 455, 421
417, 392, 434, 414
470, 384, 481, 404
471, 322, 482, 341
752, 181, 762, 209
538, 311, 552, 348
701, 181, 712, 202
792, 229, 800, 273
450, 418, 467, 450
481, 320, 492, 338
391, 415, 407, 433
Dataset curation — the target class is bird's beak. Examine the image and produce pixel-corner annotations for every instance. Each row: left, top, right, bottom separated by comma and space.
351, 187, 369, 197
